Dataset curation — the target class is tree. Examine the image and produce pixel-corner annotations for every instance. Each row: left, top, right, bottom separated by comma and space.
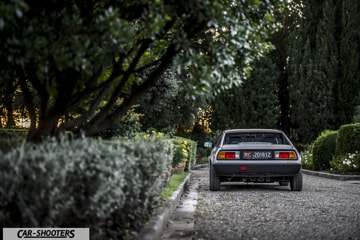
137, 67, 180, 132
268, 2, 297, 134
0, 70, 17, 128
138, 68, 209, 134
241, 57, 280, 128
336, 0, 360, 125
209, 86, 246, 131
0, 0, 283, 142
210, 56, 280, 131
288, 0, 360, 144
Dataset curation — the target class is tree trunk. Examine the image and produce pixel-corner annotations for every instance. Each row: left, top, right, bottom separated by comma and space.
26, 114, 60, 143
5, 104, 15, 128
4, 79, 16, 128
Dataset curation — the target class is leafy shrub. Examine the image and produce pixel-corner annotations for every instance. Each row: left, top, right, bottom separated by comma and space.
0, 129, 28, 138
96, 106, 143, 139
197, 147, 207, 157
172, 138, 187, 167
0, 129, 27, 152
172, 137, 197, 171
301, 144, 314, 170
330, 151, 360, 173
335, 123, 360, 157
186, 139, 197, 171
312, 130, 338, 171
0, 136, 172, 239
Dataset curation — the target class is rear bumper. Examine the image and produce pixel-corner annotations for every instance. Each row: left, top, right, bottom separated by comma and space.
212, 161, 301, 177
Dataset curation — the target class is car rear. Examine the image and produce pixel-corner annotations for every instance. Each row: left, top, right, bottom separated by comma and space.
209, 129, 303, 191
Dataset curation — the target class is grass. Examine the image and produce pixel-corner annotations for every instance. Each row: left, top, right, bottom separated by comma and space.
161, 157, 209, 200
162, 172, 189, 200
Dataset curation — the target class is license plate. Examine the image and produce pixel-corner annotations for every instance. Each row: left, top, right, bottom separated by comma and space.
243, 151, 272, 159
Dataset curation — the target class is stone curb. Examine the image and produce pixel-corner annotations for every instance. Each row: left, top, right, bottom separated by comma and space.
302, 169, 360, 181
133, 173, 192, 240
191, 163, 209, 170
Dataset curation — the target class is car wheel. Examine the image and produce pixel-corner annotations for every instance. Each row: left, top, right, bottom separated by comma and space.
210, 165, 220, 191
290, 171, 303, 191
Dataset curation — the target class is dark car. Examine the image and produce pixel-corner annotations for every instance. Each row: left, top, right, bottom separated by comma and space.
209, 129, 302, 191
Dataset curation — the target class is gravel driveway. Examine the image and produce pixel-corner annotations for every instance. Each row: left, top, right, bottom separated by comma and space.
193, 167, 360, 240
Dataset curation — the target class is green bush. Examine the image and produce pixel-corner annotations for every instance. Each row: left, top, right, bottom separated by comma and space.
172, 138, 187, 167
312, 130, 338, 171
0, 128, 28, 138
96, 106, 143, 139
330, 151, 360, 173
172, 137, 197, 171
301, 144, 314, 170
0, 136, 172, 239
186, 139, 197, 171
335, 123, 360, 157
0, 129, 27, 152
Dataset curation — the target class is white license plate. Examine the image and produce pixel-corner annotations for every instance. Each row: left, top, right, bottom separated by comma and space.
243, 151, 272, 159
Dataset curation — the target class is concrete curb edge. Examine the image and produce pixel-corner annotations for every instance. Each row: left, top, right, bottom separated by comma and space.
133, 173, 192, 240
302, 169, 360, 180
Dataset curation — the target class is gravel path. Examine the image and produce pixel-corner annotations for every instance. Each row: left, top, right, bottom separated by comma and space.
193, 167, 360, 240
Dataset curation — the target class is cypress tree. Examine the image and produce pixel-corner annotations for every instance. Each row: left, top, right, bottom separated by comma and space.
210, 56, 280, 131
241, 57, 280, 129
336, 0, 360, 125
288, 0, 345, 143
209, 87, 246, 131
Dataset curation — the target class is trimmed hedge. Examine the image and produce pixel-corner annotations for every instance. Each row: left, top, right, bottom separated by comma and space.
312, 130, 338, 171
335, 123, 360, 157
0, 128, 28, 138
330, 123, 360, 172
0, 136, 172, 239
0, 129, 27, 152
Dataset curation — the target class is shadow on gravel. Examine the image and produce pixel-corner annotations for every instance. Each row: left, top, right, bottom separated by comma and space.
219, 183, 291, 192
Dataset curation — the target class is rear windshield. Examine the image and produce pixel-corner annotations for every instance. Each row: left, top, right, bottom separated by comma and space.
223, 132, 289, 145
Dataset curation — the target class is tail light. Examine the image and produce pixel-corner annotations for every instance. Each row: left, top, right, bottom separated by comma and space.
275, 151, 297, 159
217, 151, 240, 160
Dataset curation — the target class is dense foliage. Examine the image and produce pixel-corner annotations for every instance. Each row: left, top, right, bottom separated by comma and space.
0, 136, 173, 238
331, 123, 360, 172
288, 0, 360, 143
312, 130, 337, 171
301, 123, 360, 173
334, 123, 360, 157
0, 0, 281, 142
210, 56, 280, 131
172, 136, 197, 171
209, 0, 360, 145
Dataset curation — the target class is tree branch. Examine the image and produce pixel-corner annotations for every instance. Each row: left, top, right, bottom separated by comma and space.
85, 38, 154, 127
85, 42, 179, 135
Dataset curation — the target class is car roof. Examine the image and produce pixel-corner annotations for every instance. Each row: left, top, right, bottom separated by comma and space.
223, 129, 285, 134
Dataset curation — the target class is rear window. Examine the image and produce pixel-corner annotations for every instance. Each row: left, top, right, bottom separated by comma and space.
224, 132, 288, 145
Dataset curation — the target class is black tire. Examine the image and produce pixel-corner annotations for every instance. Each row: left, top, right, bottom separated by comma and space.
290, 171, 303, 191
210, 165, 220, 191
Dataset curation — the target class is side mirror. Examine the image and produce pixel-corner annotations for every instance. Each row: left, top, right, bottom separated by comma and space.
204, 142, 212, 148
